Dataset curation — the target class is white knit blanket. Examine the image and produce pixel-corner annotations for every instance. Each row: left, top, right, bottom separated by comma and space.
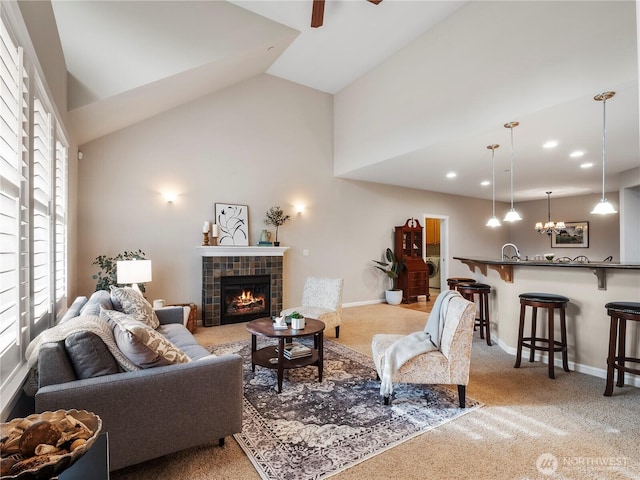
380, 290, 461, 396
25, 314, 140, 372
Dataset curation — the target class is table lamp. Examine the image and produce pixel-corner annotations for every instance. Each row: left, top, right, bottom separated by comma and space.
117, 259, 152, 293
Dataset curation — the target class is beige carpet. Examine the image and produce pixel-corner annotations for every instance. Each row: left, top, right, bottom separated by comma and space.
112, 303, 640, 480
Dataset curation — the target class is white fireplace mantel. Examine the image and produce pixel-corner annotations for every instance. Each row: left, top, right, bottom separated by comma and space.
197, 246, 289, 257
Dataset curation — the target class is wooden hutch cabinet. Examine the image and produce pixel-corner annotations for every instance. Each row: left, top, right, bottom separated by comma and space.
394, 219, 429, 302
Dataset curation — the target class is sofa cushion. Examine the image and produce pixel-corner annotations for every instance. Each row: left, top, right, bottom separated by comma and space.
109, 286, 159, 329
64, 331, 120, 379
101, 309, 190, 368
79, 290, 114, 317
157, 323, 211, 361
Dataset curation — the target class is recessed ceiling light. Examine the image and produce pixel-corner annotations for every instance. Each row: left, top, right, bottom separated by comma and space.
481, 180, 490, 186
543, 140, 558, 149
580, 162, 594, 169
570, 151, 585, 158
446, 172, 457, 179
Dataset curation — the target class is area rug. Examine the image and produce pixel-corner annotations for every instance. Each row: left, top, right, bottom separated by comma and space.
208, 339, 482, 480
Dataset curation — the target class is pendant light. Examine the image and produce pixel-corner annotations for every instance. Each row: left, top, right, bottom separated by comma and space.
503, 121, 522, 222
591, 91, 617, 215
535, 191, 565, 235
485, 144, 501, 227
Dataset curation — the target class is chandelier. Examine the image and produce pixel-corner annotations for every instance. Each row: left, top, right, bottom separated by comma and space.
535, 191, 565, 235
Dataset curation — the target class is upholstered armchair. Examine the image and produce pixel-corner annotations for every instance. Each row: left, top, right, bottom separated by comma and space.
371, 294, 476, 407
281, 277, 344, 338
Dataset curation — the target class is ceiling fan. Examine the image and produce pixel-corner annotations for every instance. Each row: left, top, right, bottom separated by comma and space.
311, 0, 383, 28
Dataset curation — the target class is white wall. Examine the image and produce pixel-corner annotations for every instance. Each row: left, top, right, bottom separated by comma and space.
76, 74, 508, 314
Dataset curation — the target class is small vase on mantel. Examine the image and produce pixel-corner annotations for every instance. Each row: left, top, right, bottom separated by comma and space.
274, 242, 280, 247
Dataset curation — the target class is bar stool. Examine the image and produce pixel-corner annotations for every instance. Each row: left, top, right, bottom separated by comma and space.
446, 277, 476, 291
604, 301, 640, 396
457, 283, 492, 346
514, 292, 570, 379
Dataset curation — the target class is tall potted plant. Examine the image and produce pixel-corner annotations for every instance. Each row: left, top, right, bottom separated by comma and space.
372, 248, 406, 305
264, 206, 290, 246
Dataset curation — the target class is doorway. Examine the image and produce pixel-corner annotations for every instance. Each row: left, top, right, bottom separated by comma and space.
423, 214, 448, 295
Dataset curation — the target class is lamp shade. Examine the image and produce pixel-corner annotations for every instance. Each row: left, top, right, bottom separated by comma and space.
486, 216, 501, 228
117, 260, 152, 285
504, 208, 522, 222
591, 198, 617, 215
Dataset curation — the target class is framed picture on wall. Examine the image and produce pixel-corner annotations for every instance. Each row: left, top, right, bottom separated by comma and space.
215, 203, 249, 246
551, 221, 589, 248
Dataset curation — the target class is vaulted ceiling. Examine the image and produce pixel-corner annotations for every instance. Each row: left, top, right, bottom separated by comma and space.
51, 0, 639, 202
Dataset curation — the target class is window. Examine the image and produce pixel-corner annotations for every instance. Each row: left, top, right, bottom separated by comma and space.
1, 7, 68, 415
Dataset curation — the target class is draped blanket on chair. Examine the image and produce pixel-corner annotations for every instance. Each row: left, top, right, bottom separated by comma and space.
379, 290, 462, 396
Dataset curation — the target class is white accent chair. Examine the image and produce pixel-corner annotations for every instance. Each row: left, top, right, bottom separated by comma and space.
281, 277, 344, 338
371, 295, 476, 407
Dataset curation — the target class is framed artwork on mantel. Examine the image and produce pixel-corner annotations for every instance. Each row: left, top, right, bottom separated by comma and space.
215, 203, 249, 246
551, 221, 589, 248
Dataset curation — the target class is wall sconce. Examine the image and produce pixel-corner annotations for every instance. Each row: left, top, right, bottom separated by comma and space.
163, 192, 177, 203
295, 204, 305, 214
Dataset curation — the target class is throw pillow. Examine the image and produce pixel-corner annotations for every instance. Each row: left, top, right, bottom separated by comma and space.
101, 308, 190, 369
109, 286, 159, 329
65, 331, 120, 379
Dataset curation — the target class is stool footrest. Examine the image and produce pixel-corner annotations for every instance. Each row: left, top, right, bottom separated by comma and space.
521, 337, 567, 353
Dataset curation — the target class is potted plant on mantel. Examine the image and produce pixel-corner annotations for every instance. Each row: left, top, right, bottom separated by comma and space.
372, 248, 406, 305
264, 206, 290, 246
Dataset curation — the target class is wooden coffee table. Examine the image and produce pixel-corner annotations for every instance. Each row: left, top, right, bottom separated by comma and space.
246, 317, 325, 393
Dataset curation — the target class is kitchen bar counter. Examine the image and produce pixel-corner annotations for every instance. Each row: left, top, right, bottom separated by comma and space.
453, 256, 640, 381
453, 256, 640, 290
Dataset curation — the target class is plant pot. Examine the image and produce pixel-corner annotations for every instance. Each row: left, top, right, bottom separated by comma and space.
385, 289, 403, 305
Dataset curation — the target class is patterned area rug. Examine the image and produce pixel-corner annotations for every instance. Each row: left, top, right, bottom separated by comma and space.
208, 339, 482, 480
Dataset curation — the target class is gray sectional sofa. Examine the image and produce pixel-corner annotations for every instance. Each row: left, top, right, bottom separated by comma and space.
33, 291, 243, 471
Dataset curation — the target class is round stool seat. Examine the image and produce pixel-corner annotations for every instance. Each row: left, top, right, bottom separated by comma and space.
446, 277, 476, 290
605, 302, 640, 314
520, 292, 569, 304
458, 283, 491, 292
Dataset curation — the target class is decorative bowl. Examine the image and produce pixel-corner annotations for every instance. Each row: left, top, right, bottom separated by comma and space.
0, 410, 102, 480
544, 253, 555, 262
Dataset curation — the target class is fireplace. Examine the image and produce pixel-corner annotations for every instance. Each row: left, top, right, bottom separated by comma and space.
220, 275, 270, 324
200, 246, 287, 327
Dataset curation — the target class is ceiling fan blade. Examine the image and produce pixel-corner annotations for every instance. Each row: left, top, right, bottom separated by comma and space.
367, 0, 383, 4
311, 0, 325, 28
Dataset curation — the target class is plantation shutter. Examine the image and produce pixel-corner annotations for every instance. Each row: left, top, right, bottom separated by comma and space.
31, 96, 51, 331
54, 137, 66, 308
0, 18, 28, 372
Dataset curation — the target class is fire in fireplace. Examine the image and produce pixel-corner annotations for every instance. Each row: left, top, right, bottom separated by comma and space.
220, 274, 271, 324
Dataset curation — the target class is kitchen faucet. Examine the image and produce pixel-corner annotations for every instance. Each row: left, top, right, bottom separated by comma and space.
501, 243, 521, 261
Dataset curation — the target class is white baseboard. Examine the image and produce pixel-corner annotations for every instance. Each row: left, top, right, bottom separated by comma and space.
343, 299, 384, 308
493, 335, 640, 388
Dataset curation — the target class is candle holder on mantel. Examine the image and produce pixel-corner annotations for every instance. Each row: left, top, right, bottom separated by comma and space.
202, 232, 210, 246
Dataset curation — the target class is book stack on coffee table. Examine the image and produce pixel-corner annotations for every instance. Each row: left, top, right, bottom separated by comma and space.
279, 342, 312, 360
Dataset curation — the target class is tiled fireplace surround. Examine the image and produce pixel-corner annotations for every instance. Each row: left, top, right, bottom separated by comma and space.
200, 246, 288, 327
